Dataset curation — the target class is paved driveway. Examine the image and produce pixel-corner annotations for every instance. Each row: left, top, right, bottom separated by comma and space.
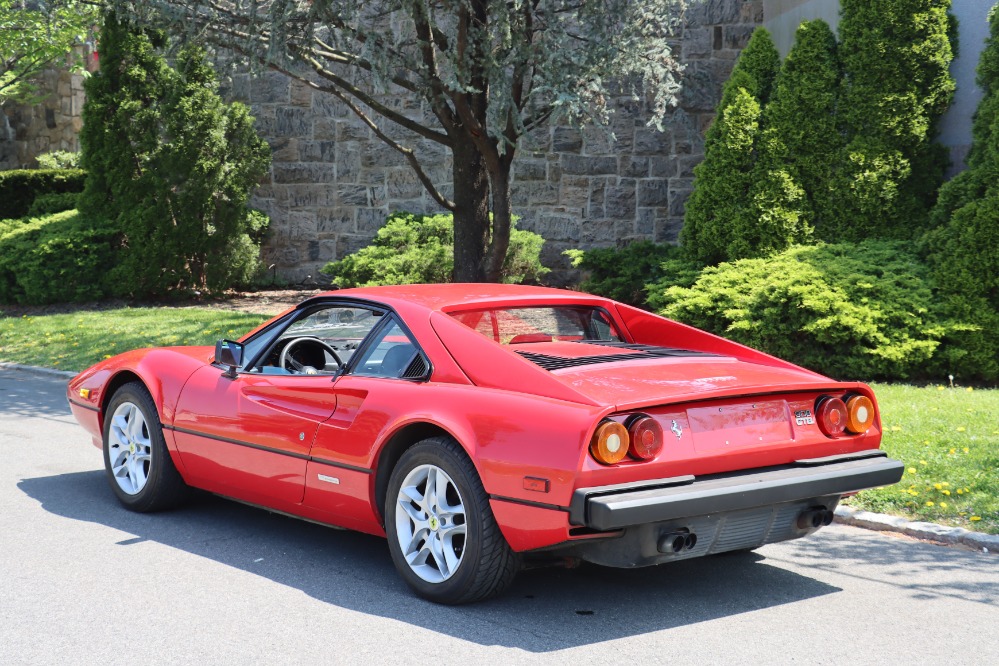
1, 368, 997, 664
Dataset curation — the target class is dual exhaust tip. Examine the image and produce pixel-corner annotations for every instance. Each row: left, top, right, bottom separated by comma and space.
797, 506, 835, 530
658, 530, 697, 554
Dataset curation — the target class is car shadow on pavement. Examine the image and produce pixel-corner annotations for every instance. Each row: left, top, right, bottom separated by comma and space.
20, 470, 841, 652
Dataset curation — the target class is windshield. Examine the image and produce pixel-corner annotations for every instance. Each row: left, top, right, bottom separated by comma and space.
449, 306, 623, 344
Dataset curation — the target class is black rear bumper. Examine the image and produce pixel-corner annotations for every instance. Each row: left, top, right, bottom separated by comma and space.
570, 449, 904, 531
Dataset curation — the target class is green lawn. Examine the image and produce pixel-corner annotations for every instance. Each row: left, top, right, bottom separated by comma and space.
0, 307, 268, 372
2, 307, 996, 534
844, 382, 999, 534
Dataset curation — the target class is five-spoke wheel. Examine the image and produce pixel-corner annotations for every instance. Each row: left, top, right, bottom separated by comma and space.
385, 437, 519, 604
102, 382, 189, 512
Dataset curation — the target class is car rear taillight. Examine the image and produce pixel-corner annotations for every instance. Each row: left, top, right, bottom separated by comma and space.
627, 415, 663, 460
590, 420, 629, 465
845, 394, 875, 434
815, 396, 848, 437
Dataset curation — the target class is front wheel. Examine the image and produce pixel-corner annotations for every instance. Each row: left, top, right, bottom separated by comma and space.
385, 437, 519, 604
102, 382, 189, 512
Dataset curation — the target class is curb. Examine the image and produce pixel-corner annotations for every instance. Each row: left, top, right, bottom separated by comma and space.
4, 361, 996, 554
835, 505, 998, 554
0, 362, 76, 379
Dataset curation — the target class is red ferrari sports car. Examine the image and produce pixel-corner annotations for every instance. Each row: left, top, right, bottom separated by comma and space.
68, 284, 903, 603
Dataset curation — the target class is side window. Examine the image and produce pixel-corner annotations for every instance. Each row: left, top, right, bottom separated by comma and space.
353, 320, 425, 379
251, 305, 383, 375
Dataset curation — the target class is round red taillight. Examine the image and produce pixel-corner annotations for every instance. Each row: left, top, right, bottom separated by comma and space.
627, 415, 663, 460
816, 396, 848, 437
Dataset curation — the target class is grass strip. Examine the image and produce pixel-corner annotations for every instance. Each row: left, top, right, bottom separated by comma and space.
0, 307, 268, 372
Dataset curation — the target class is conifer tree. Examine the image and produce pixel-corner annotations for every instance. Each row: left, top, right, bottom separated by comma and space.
80, 13, 270, 296
752, 19, 841, 245
832, 0, 955, 240
681, 28, 780, 265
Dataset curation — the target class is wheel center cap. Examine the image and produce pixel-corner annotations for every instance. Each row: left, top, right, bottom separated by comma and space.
428, 516, 440, 531
129, 443, 136, 454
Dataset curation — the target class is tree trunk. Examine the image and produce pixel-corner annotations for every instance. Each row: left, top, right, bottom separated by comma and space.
484, 159, 513, 282
451, 139, 491, 282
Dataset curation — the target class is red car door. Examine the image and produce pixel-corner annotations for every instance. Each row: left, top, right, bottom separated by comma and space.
171, 365, 337, 506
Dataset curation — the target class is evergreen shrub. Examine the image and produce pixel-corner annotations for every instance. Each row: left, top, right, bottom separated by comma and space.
564, 241, 699, 308
0, 210, 120, 305
79, 14, 270, 297
322, 212, 549, 287
647, 241, 990, 382
0, 169, 86, 219
28, 192, 80, 217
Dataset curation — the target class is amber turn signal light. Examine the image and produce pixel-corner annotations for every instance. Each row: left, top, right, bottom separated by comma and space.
590, 420, 629, 465
627, 415, 664, 460
815, 396, 848, 437
845, 394, 875, 434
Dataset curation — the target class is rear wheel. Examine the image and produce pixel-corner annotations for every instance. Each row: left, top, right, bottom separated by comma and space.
385, 437, 519, 604
102, 382, 189, 512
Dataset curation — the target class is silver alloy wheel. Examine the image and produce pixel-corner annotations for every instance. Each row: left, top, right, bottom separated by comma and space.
107, 401, 152, 495
394, 464, 467, 583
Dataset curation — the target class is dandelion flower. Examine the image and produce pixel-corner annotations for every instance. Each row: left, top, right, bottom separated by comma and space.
966, 387, 974, 392
971, 516, 982, 521
940, 503, 948, 509
943, 490, 950, 496
957, 427, 966, 432
891, 426, 902, 432
907, 467, 917, 475
926, 501, 935, 507
934, 483, 943, 490
937, 386, 945, 391
957, 489, 964, 495
920, 460, 928, 465
963, 447, 970, 453
949, 448, 956, 454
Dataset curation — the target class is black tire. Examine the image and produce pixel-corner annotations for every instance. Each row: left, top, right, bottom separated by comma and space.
102, 382, 189, 512
385, 437, 519, 604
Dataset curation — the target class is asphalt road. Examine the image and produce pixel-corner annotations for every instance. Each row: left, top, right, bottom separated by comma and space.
1, 367, 997, 665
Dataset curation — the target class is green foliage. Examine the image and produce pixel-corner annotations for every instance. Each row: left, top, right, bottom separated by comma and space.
832, 0, 956, 240
79, 14, 271, 297
564, 241, 698, 307
755, 19, 841, 242
28, 192, 80, 217
680, 28, 781, 265
322, 212, 549, 287
36, 151, 81, 170
0, 1, 97, 103
0, 210, 120, 305
0, 169, 86, 219
648, 241, 992, 382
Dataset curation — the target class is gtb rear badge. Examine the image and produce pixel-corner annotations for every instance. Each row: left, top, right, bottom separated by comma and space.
795, 409, 815, 426
670, 419, 683, 439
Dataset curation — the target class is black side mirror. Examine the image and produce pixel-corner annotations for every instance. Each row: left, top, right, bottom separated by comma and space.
215, 339, 244, 379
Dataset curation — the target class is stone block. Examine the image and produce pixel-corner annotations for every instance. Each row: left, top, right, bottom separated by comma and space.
636, 207, 657, 236
317, 208, 357, 234
634, 128, 673, 155
290, 80, 313, 107
678, 155, 702, 178
337, 121, 370, 142
356, 207, 388, 233
513, 158, 546, 182
552, 127, 582, 153
386, 169, 423, 199
682, 27, 714, 59
313, 117, 336, 140
724, 25, 756, 50
337, 184, 370, 206
338, 233, 374, 258
687, 0, 741, 27
286, 211, 319, 240
650, 157, 676, 178
668, 189, 688, 218
559, 176, 592, 212
313, 92, 349, 118
250, 72, 290, 104
655, 216, 684, 243
582, 128, 613, 156
298, 140, 337, 162
679, 62, 722, 113
273, 163, 336, 184
275, 184, 331, 209
534, 214, 581, 242
268, 138, 299, 162
336, 146, 361, 182
637, 179, 670, 207
561, 154, 618, 176
275, 107, 312, 138
605, 184, 637, 220
620, 156, 650, 178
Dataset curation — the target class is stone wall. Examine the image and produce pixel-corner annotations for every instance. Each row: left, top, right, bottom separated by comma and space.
0, 67, 87, 170
240, 0, 766, 284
